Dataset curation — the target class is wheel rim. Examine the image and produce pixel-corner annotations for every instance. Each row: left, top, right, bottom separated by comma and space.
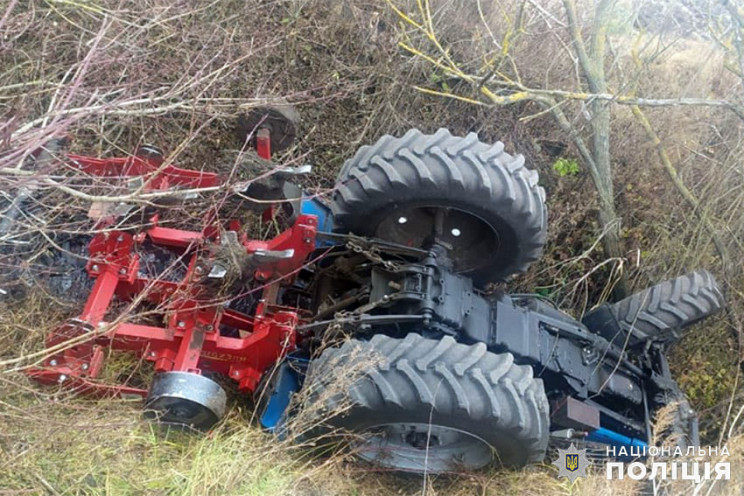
144, 396, 219, 430
144, 372, 226, 431
354, 422, 494, 473
236, 105, 299, 152
375, 206, 500, 273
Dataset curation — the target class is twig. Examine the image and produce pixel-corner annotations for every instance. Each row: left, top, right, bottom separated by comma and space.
630, 105, 730, 274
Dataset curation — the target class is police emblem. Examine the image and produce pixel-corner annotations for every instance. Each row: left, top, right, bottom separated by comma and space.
566, 453, 579, 471
552, 443, 589, 482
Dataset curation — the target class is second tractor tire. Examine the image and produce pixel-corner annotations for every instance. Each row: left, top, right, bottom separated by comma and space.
331, 128, 547, 287
302, 333, 549, 473
584, 270, 725, 345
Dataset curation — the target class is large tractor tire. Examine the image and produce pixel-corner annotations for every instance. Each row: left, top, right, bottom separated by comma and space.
303, 333, 549, 473
583, 270, 724, 346
331, 128, 547, 287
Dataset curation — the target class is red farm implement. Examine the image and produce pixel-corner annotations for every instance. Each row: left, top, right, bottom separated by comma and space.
25, 114, 319, 427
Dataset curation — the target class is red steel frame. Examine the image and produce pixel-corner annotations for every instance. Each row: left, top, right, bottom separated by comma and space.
28, 128, 315, 397
65, 151, 220, 191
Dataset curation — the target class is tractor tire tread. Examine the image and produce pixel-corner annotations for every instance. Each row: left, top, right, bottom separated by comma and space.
609, 270, 724, 342
332, 128, 547, 284
305, 334, 549, 467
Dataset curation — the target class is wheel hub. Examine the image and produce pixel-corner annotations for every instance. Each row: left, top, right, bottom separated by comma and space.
405, 430, 440, 449
376, 206, 499, 274
354, 422, 493, 473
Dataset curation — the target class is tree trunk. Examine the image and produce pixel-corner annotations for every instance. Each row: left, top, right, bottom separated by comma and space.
563, 0, 627, 298
591, 100, 627, 298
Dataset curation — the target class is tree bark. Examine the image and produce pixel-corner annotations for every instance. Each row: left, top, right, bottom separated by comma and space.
563, 0, 627, 298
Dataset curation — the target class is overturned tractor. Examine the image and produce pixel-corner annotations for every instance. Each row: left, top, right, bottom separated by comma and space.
5, 110, 725, 473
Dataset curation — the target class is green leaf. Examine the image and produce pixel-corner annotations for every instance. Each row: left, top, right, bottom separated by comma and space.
552, 158, 580, 177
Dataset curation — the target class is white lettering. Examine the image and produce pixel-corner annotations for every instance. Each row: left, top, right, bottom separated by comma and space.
627, 462, 647, 480
607, 462, 625, 480
681, 462, 701, 482
714, 463, 731, 480
649, 462, 668, 480
702, 462, 711, 480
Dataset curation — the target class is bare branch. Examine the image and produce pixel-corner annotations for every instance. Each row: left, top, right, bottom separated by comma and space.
631, 105, 729, 273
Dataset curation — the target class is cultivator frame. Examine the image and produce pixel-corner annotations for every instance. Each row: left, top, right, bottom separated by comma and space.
28, 128, 316, 401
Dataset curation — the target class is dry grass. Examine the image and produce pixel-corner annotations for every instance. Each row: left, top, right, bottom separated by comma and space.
1, 298, 743, 493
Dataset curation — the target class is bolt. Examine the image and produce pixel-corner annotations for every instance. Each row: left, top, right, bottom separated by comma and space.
149, 351, 156, 357
177, 321, 186, 328
98, 322, 106, 329
233, 371, 239, 377
91, 264, 99, 272
117, 235, 124, 242
81, 363, 89, 371
303, 238, 312, 244
195, 266, 204, 275
119, 268, 127, 275
206, 325, 214, 331
49, 359, 58, 366
58, 374, 67, 383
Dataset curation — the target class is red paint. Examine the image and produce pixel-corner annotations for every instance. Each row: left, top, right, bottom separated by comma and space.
256, 128, 271, 160
28, 135, 314, 396
66, 154, 220, 190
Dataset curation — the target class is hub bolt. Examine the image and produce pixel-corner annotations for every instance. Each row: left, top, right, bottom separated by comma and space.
81, 363, 89, 371
177, 321, 186, 328
49, 359, 58, 366
91, 264, 99, 272
58, 374, 67, 383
